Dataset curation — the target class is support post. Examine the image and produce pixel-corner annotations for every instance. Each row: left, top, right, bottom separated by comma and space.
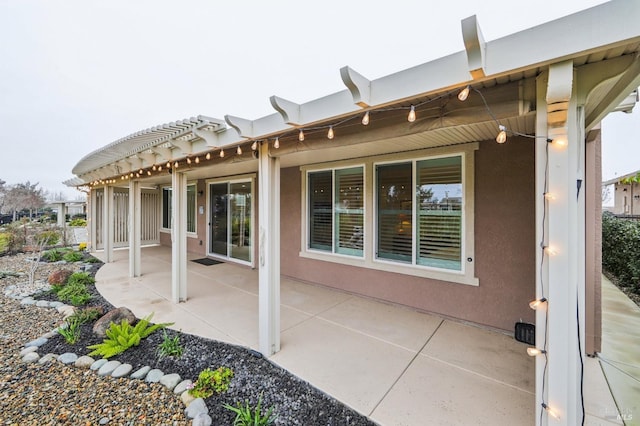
535, 62, 585, 425
129, 179, 141, 277
258, 142, 280, 356
102, 185, 114, 263
171, 170, 187, 303
56, 202, 66, 228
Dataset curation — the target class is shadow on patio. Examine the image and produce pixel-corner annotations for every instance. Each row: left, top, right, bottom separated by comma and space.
90, 245, 612, 425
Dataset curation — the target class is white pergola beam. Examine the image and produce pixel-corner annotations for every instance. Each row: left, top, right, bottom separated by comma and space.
461, 15, 487, 79
224, 115, 254, 138
270, 95, 301, 125
128, 179, 141, 277
151, 147, 173, 162
170, 139, 193, 155
340, 66, 371, 108
258, 142, 281, 356
171, 170, 187, 303
193, 128, 221, 147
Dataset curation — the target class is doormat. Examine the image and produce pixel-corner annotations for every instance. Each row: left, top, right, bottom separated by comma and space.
191, 258, 223, 266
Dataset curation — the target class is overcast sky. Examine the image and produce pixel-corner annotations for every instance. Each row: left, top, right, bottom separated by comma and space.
1, 0, 637, 201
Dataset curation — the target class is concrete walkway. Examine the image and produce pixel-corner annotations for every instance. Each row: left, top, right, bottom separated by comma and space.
599, 276, 640, 425
90, 246, 618, 425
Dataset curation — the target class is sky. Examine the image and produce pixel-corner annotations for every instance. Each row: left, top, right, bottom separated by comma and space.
1, 0, 638, 201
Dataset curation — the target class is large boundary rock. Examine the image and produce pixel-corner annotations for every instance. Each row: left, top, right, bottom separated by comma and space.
92, 307, 136, 337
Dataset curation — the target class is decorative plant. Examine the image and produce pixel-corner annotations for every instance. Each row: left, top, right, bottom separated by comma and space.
87, 314, 172, 359
156, 329, 184, 360
56, 279, 91, 306
78, 242, 87, 251
62, 251, 84, 262
42, 248, 66, 262
69, 307, 102, 323
188, 367, 234, 398
223, 393, 276, 426
58, 316, 82, 344
69, 218, 87, 227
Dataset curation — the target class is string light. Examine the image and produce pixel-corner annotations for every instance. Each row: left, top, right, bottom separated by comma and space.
251, 141, 258, 151
166, 161, 171, 168
408, 105, 416, 122
529, 297, 547, 310
147, 170, 151, 176
542, 403, 560, 420
174, 161, 179, 168
362, 111, 370, 126
458, 86, 470, 101
274, 137, 280, 149
327, 126, 334, 140
158, 165, 163, 171
553, 137, 567, 147
130, 172, 134, 177
219, 149, 225, 158
543, 246, 557, 256
187, 157, 192, 165
298, 129, 305, 141
152, 165, 157, 171
496, 125, 507, 143
544, 192, 556, 200
195, 156, 200, 164
139, 169, 143, 174
237, 145, 242, 155
206, 152, 211, 160
527, 347, 547, 356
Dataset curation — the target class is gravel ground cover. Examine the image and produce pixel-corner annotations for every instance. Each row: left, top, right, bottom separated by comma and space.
0, 252, 376, 425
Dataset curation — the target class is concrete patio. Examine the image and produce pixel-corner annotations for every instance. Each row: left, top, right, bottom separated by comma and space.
92, 246, 620, 425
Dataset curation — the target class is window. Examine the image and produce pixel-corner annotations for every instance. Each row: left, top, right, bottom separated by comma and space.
376, 156, 462, 271
301, 146, 476, 286
308, 167, 364, 257
161, 184, 197, 233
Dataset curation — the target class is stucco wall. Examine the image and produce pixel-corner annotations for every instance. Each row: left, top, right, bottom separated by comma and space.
280, 138, 536, 331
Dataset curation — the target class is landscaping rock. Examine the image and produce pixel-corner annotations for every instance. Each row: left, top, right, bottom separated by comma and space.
111, 363, 133, 378
130, 365, 151, 380
159, 373, 181, 391
19, 346, 38, 356
35, 300, 50, 308
192, 413, 212, 426
58, 352, 78, 364
93, 307, 136, 337
184, 398, 208, 419
144, 368, 164, 383
181, 390, 196, 406
174, 379, 192, 395
20, 297, 35, 305
98, 360, 121, 376
48, 269, 73, 285
38, 353, 58, 364
24, 337, 47, 347
75, 355, 95, 369
22, 352, 40, 363
90, 358, 108, 371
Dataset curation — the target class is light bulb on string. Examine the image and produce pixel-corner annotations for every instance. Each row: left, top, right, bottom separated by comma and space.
362, 111, 370, 126
220, 149, 225, 158
327, 126, 334, 140
152, 165, 157, 171
158, 165, 163, 171
544, 192, 556, 201
529, 297, 547, 310
206, 152, 211, 160
139, 169, 143, 174
542, 403, 560, 420
299, 129, 305, 141
274, 137, 280, 149
251, 141, 258, 151
496, 125, 507, 144
147, 170, 151, 176
237, 145, 242, 155
166, 162, 171, 168
458, 86, 470, 101
527, 347, 546, 356
130, 172, 134, 178
408, 105, 416, 122
195, 156, 200, 164
187, 157, 192, 165
174, 161, 179, 168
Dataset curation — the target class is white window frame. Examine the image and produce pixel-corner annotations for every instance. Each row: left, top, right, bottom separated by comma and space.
160, 183, 198, 238
300, 144, 478, 286
306, 165, 366, 258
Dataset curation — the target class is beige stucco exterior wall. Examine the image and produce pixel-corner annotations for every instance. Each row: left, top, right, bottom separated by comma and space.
612, 181, 640, 215
279, 138, 536, 332
586, 129, 602, 354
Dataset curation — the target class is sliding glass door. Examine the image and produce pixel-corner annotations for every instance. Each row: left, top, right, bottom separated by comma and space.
208, 179, 253, 264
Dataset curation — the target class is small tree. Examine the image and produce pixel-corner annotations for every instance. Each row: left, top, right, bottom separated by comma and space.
24, 224, 60, 286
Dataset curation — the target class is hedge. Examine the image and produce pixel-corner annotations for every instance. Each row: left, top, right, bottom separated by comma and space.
602, 212, 640, 291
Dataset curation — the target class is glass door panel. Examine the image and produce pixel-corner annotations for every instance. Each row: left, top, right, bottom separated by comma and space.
209, 183, 228, 256
229, 182, 251, 262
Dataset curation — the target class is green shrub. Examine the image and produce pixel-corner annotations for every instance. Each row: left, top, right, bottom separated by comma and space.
223, 393, 276, 426
189, 367, 234, 398
57, 280, 91, 306
602, 212, 640, 291
68, 218, 87, 227
87, 314, 172, 359
156, 330, 184, 360
69, 307, 102, 324
62, 251, 84, 262
58, 317, 82, 344
42, 248, 67, 262
67, 272, 95, 287
0, 233, 9, 254
36, 230, 60, 246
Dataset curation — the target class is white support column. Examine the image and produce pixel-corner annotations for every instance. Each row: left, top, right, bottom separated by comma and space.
89, 189, 97, 252
258, 141, 281, 356
102, 185, 114, 263
535, 62, 585, 425
56, 202, 66, 228
171, 170, 187, 303
129, 179, 142, 277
